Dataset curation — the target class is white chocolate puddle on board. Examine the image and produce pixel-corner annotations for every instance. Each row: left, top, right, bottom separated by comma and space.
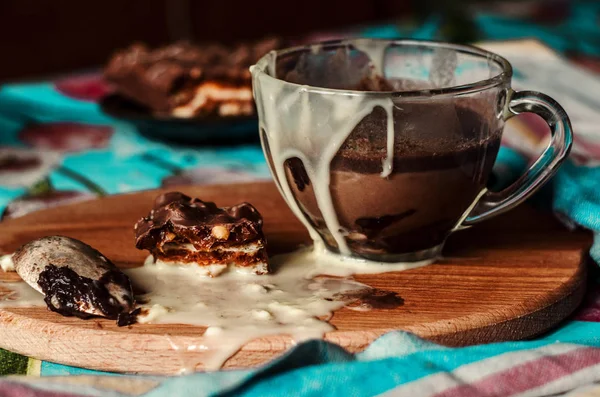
0, 246, 422, 372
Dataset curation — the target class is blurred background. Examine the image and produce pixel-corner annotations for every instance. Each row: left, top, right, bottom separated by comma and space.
1, 0, 599, 82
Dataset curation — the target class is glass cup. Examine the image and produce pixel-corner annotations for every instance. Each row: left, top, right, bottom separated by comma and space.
251, 39, 572, 263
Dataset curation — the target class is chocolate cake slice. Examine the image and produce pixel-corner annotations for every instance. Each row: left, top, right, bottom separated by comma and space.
135, 192, 269, 276
104, 38, 281, 118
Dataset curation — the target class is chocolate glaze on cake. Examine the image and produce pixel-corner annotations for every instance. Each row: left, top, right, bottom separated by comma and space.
135, 192, 269, 275
105, 38, 282, 117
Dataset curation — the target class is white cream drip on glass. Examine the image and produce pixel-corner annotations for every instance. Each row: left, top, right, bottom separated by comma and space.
251, 42, 402, 257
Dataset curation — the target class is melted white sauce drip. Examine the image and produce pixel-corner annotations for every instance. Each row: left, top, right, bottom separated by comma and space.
0, 281, 43, 307
0, 250, 386, 372
130, 255, 368, 370
252, 42, 396, 255
340, 40, 395, 178
380, 100, 395, 178
275, 243, 434, 278
0, 255, 15, 272
253, 70, 395, 255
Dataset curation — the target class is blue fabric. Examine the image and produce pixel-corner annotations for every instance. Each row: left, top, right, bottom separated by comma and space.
155, 322, 600, 396
554, 162, 600, 263
224, 323, 600, 397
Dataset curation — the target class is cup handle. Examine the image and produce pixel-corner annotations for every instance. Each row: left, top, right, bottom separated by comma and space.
462, 90, 573, 226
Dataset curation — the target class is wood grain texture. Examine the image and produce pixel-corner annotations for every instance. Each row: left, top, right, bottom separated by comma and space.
0, 182, 590, 374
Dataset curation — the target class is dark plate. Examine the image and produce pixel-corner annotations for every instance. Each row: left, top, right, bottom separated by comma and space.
99, 94, 260, 145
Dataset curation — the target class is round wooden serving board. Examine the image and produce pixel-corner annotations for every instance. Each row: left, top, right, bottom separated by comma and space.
0, 182, 590, 374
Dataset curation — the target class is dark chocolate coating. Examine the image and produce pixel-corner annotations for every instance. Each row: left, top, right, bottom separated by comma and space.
37, 265, 134, 321
135, 192, 265, 251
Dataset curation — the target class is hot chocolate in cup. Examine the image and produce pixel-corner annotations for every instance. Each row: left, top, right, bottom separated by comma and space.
251, 39, 572, 263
